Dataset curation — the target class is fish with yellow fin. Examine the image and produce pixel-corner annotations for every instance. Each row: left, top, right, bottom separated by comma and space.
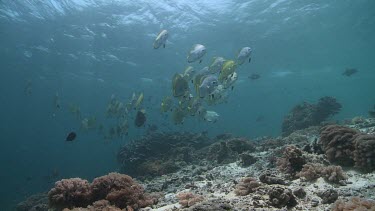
172, 73, 189, 97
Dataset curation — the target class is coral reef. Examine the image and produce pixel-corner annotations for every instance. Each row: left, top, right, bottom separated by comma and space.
16, 193, 48, 211
117, 132, 213, 177
176, 192, 204, 208
281, 96, 341, 136
20, 117, 375, 211
206, 137, 256, 164
332, 197, 375, 211
297, 163, 348, 184
234, 177, 261, 196
276, 145, 306, 178
117, 133, 256, 178
48, 173, 155, 211
48, 178, 93, 209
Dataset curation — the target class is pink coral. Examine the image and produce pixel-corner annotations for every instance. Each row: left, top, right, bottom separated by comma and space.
176, 192, 204, 208
91, 172, 154, 209
234, 177, 261, 196
48, 178, 93, 209
332, 197, 375, 211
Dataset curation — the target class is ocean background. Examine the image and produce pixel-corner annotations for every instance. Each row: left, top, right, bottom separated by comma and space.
0, 0, 374, 209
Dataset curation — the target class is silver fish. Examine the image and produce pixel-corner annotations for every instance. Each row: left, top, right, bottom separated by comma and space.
153, 30, 168, 49
198, 75, 218, 98
187, 44, 206, 63
237, 47, 252, 65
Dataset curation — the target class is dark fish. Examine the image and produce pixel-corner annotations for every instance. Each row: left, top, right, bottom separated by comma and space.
66, 132, 77, 141
342, 68, 358, 77
135, 110, 146, 127
255, 115, 264, 122
248, 73, 260, 80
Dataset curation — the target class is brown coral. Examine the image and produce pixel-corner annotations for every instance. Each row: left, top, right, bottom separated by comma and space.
91, 172, 154, 209
176, 192, 204, 208
48, 178, 93, 209
297, 163, 347, 184
234, 177, 261, 196
319, 125, 359, 166
319, 125, 375, 171
332, 197, 375, 211
353, 134, 375, 171
276, 145, 306, 178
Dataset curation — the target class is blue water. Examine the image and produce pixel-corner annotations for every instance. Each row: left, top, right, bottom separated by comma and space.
1, 0, 375, 209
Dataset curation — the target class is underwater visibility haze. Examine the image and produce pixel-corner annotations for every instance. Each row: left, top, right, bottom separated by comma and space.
1, 0, 375, 210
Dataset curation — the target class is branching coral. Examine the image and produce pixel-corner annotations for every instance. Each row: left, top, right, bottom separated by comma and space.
281, 96, 341, 136
234, 177, 261, 196
176, 192, 204, 208
276, 145, 306, 178
48, 178, 93, 209
332, 197, 375, 211
297, 163, 347, 184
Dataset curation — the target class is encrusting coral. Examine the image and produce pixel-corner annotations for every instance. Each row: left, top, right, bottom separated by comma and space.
48, 172, 155, 211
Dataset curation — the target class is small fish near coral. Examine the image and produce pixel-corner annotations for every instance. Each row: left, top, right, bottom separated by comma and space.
342, 68, 358, 77
65, 132, 77, 142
